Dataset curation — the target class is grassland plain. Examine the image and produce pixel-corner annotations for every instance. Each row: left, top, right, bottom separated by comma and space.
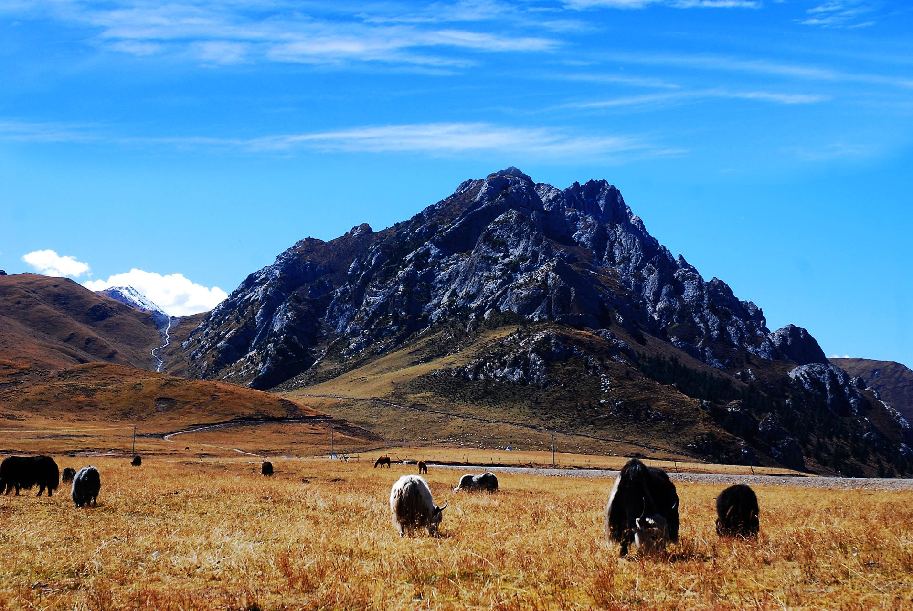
1, 456, 912, 610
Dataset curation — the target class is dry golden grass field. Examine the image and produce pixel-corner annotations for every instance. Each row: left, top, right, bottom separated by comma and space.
2, 456, 912, 610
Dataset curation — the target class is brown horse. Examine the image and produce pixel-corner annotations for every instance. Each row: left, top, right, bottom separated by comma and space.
374, 455, 392, 469
418, 461, 428, 474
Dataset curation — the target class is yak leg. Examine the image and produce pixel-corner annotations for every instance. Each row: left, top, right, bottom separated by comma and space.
37, 484, 45, 497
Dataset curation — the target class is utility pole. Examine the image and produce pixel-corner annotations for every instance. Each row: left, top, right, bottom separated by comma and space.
551, 432, 556, 467
132, 425, 136, 455
330, 429, 335, 458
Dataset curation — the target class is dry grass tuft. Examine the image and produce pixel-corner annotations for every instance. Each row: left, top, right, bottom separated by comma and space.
0, 457, 911, 609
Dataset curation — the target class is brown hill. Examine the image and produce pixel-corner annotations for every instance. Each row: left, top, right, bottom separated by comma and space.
0, 273, 161, 371
831, 358, 913, 421
0, 361, 375, 455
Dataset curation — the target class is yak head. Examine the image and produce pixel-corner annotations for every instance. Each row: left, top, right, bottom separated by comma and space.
634, 514, 669, 555
428, 503, 448, 536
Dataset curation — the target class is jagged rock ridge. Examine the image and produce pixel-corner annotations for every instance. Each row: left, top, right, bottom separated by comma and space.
175, 168, 912, 475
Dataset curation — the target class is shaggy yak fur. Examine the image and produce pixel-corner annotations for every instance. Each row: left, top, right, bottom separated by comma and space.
389, 475, 446, 536
131, 455, 142, 467
261, 461, 274, 476
61, 467, 77, 483
71, 466, 101, 508
418, 461, 428, 474
453, 472, 499, 492
716, 484, 760, 538
0, 455, 60, 496
374, 455, 392, 469
605, 458, 679, 557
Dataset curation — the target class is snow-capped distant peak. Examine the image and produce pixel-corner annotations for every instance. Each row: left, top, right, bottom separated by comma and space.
99, 286, 166, 316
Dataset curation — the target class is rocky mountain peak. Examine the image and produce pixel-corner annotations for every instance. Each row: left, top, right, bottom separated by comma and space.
183, 169, 816, 387
170, 168, 913, 475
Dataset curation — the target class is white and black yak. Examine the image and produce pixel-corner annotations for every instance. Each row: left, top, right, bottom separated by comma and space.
0, 455, 60, 496
389, 475, 447, 537
453, 472, 499, 492
605, 458, 679, 557
71, 466, 101, 508
715, 484, 760, 538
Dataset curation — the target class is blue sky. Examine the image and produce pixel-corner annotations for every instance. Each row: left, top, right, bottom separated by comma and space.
1, 1, 911, 366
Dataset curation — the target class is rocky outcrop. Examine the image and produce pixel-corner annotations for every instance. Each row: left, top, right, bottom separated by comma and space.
788, 363, 865, 417
770, 324, 827, 365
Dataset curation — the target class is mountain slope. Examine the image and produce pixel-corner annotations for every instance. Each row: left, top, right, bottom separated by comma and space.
0, 273, 162, 371
175, 168, 912, 475
831, 358, 913, 421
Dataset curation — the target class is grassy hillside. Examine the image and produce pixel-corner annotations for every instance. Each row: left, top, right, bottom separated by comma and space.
0, 273, 160, 370
0, 361, 375, 456
285, 323, 771, 466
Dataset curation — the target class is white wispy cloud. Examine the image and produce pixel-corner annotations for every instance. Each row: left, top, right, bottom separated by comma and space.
564, 0, 760, 9
565, 88, 830, 109
6, 1, 559, 69
802, 1, 878, 29
786, 142, 874, 161
21, 250, 91, 278
84, 269, 227, 316
597, 52, 913, 90
0, 119, 680, 160
242, 122, 680, 159
0, 120, 97, 143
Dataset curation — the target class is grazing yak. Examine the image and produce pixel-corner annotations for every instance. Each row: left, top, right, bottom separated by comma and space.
605, 458, 679, 557
0, 455, 60, 496
62, 467, 77, 483
454, 472, 498, 493
131, 455, 142, 467
374, 455, 392, 469
716, 484, 760, 538
261, 461, 274, 476
389, 475, 447, 537
71, 466, 101, 508
418, 461, 428, 474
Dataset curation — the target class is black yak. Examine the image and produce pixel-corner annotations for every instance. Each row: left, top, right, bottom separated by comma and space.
418, 461, 428, 474
389, 475, 446, 536
716, 484, 760, 538
605, 458, 679, 557
374, 455, 391, 468
71, 466, 101, 508
131, 455, 142, 467
453, 472, 498, 492
261, 461, 274, 476
62, 467, 77, 483
0, 455, 60, 496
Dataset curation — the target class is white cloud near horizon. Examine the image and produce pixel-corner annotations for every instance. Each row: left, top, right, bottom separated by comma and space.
84, 269, 227, 317
22, 250, 91, 278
